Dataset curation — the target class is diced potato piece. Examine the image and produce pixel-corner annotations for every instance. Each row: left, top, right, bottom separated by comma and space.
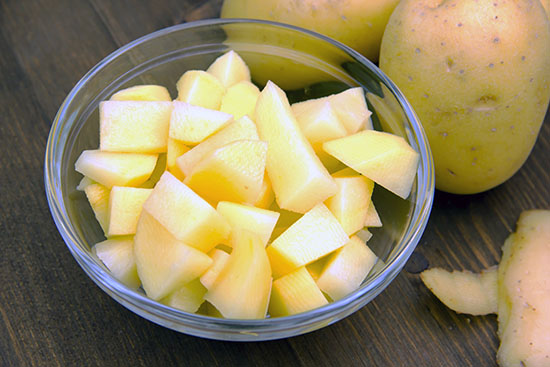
292, 97, 348, 171
254, 174, 275, 209
206, 50, 251, 88
329, 87, 372, 133
109, 85, 171, 101
291, 98, 348, 144
99, 101, 172, 153
169, 102, 233, 145
364, 201, 382, 228
176, 115, 259, 177
83, 183, 110, 234
316, 235, 377, 301
200, 248, 230, 290
143, 171, 230, 253
255, 81, 337, 213
134, 210, 213, 300
205, 230, 272, 319
216, 201, 280, 246
325, 168, 375, 236
323, 130, 419, 199
160, 278, 207, 313
166, 138, 189, 180
93, 236, 140, 289
184, 140, 267, 206
497, 210, 550, 367
220, 81, 260, 120
76, 176, 95, 191
139, 153, 167, 189
420, 267, 498, 316
269, 266, 328, 317
75, 150, 158, 188
267, 203, 349, 278
107, 186, 152, 236
176, 70, 225, 110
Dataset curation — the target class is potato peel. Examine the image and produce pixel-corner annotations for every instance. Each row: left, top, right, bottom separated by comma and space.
497, 210, 550, 367
421, 210, 550, 367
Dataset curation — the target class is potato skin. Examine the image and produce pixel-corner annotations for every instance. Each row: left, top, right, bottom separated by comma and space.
380, 0, 550, 194
221, 0, 400, 62
497, 210, 550, 367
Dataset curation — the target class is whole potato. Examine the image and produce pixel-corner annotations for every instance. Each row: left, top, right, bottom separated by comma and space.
380, 0, 550, 194
221, 0, 400, 62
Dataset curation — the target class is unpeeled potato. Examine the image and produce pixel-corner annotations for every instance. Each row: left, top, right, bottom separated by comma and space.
380, 0, 550, 194
221, 0, 400, 62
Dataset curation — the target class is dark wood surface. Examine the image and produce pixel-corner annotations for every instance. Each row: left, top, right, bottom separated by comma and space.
1, 1, 548, 366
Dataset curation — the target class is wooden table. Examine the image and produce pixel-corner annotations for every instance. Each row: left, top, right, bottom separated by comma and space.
1, 1, 548, 365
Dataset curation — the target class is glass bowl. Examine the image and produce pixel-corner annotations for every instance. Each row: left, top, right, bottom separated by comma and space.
44, 18, 434, 341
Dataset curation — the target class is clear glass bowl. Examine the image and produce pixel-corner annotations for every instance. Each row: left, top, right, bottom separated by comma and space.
44, 19, 434, 341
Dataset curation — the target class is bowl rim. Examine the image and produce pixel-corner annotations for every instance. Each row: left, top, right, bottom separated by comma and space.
44, 17, 434, 339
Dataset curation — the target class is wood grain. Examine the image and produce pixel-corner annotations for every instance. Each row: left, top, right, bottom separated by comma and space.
0, 1, 548, 366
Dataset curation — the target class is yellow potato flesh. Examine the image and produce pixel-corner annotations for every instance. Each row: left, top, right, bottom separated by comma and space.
83, 183, 110, 234
77, 49, 409, 320
323, 130, 419, 199
99, 101, 172, 153
176, 116, 259, 177
166, 139, 189, 181
107, 186, 152, 236
143, 171, 230, 253
255, 81, 337, 213
267, 203, 349, 278
268, 266, 328, 317
253, 174, 275, 209
183, 139, 267, 206
420, 267, 498, 316
134, 210, 213, 300
200, 248, 230, 290
160, 278, 207, 313
216, 201, 280, 247
109, 84, 171, 102
220, 81, 260, 121
316, 235, 377, 301
75, 150, 158, 189
205, 230, 272, 319
169, 102, 233, 145
93, 236, 140, 289
206, 50, 251, 88
176, 70, 225, 110
325, 168, 375, 236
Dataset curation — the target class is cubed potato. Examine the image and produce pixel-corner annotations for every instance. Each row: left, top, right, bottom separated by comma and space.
176, 116, 259, 177
255, 81, 337, 213
184, 139, 267, 206
268, 266, 328, 317
205, 230, 272, 319
99, 101, 172, 153
176, 70, 225, 110
93, 236, 140, 289
75, 150, 158, 188
143, 171, 230, 253
267, 203, 349, 278
323, 130, 419, 199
